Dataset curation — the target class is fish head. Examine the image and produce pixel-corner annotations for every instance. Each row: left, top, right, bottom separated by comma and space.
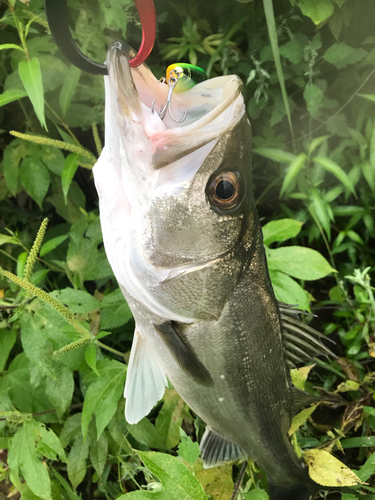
94, 42, 256, 320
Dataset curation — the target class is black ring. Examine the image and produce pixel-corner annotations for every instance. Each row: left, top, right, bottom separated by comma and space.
44, 0, 108, 75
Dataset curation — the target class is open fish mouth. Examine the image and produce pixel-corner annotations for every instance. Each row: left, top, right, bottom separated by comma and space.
105, 41, 246, 169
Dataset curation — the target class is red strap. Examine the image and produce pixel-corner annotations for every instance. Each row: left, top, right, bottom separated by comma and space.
129, 0, 156, 67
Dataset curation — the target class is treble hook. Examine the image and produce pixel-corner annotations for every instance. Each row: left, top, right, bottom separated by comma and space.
44, 0, 156, 74
151, 75, 188, 123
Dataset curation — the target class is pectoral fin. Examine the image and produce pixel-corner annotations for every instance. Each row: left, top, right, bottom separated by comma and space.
124, 330, 168, 424
200, 426, 247, 468
154, 321, 213, 386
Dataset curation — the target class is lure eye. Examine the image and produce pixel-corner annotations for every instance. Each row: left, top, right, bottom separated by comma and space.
207, 171, 242, 210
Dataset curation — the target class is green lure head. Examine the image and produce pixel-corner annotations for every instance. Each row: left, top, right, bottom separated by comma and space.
166, 63, 207, 92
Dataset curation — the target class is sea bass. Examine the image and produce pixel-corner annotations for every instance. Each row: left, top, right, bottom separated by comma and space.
93, 42, 328, 500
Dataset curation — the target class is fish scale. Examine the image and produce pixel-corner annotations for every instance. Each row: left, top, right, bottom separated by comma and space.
93, 41, 335, 500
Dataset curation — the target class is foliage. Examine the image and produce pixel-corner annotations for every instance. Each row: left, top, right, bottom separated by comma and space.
1, 0, 375, 499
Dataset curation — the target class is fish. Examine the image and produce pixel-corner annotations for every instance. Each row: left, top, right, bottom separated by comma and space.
93, 41, 334, 500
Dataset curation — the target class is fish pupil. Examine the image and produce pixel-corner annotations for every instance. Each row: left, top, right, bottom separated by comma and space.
216, 179, 235, 200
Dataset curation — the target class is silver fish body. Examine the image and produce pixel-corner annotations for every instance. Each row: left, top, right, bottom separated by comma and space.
93, 42, 320, 499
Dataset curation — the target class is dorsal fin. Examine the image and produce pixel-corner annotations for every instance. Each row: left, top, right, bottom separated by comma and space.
279, 302, 336, 367
154, 321, 213, 386
200, 426, 247, 468
124, 330, 168, 424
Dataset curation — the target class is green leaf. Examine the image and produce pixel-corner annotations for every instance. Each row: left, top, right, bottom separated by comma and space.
279, 36, 305, 64
357, 451, 375, 482
85, 343, 99, 375
296, 0, 334, 25
0, 89, 27, 107
308, 135, 330, 156
89, 431, 108, 478
40, 234, 68, 257
81, 359, 126, 439
37, 425, 67, 463
341, 436, 375, 449
0, 234, 19, 246
177, 428, 201, 465
289, 404, 318, 435
309, 187, 331, 239
253, 147, 296, 163
19, 156, 50, 207
291, 365, 315, 391
68, 435, 90, 490
323, 43, 367, 69
52, 468, 81, 500
303, 84, 324, 118
8, 421, 52, 500
267, 246, 336, 280
314, 157, 356, 195
195, 463, 234, 500
18, 57, 47, 130
280, 153, 307, 196
59, 66, 82, 116
67, 216, 113, 284
45, 363, 74, 417
120, 451, 208, 500
0, 329, 17, 372
358, 93, 375, 103
49, 288, 101, 314
155, 389, 186, 450
62, 154, 80, 204
30, 269, 50, 286
263, 219, 303, 246
263, 0, 293, 137
242, 488, 269, 500
269, 270, 310, 310
100, 288, 133, 329
0, 43, 24, 51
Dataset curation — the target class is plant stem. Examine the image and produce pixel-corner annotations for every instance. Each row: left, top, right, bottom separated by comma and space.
95, 340, 126, 360
230, 461, 247, 500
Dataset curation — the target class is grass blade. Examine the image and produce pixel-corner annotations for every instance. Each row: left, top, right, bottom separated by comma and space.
262, 0, 293, 139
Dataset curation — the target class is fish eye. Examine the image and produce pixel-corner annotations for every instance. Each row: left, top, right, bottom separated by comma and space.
207, 171, 241, 210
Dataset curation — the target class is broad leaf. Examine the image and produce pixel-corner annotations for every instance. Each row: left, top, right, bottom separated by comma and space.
18, 57, 47, 129
19, 156, 50, 208
314, 157, 356, 195
0, 89, 27, 107
59, 66, 82, 116
269, 270, 310, 311
303, 449, 363, 486
280, 153, 307, 197
8, 421, 52, 500
177, 428, 201, 465
0, 329, 17, 372
40, 235, 68, 257
267, 246, 336, 280
262, 219, 303, 246
289, 404, 318, 435
100, 288, 133, 329
119, 451, 208, 500
50, 288, 101, 314
81, 359, 126, 439
62, 153, 80, 204
295, 0, 334, 25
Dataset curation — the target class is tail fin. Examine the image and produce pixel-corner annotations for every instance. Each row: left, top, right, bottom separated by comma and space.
269, 484, 312, 500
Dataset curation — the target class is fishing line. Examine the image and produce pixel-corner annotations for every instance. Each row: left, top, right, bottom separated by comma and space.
285, 67, 375, 145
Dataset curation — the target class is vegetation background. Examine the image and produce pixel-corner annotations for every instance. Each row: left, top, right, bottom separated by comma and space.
0, 0, 375, 498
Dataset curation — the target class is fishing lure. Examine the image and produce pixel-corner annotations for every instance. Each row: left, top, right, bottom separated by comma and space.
166, 63, 207, 92
152, 63, 207, 122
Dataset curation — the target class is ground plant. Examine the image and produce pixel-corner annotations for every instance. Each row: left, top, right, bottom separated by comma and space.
0, 0, 375, 499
